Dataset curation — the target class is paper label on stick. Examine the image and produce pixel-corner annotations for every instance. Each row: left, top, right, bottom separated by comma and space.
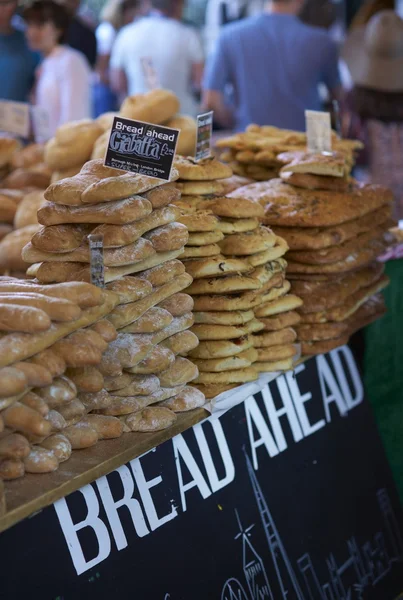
140, 57, 160, 90
104, 116, 179, 181
88, 234, 105, 288
0, 100, 30, 138
195, 110, 213, 161
305, 110, 332, 153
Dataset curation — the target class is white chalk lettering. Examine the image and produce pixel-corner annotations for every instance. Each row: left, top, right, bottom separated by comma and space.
245, 396, 279, 470
330, 346, 364, 409
131, 451, 178, 531
316, 354, 348, 421
96, 465, 149, 550
286, 365, 326, 437
54, 484, 111, 576
172, 434, 212, 511
193, 419, 235, 493
263, 377, 304, 451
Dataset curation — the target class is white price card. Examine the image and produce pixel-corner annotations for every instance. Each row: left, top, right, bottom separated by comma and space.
305, 110, 332, 153
140, 57, 160, 91
195, 111, 213, 161
88, 234, 105, 288
0, 100, 30, 138
31, 106, 50, 143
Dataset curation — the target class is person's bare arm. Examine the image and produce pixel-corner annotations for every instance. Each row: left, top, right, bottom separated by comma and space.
202, 89, 234, 129
191, 62, 204, 92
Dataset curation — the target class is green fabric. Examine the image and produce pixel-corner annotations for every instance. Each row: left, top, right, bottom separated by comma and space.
364, 260, 403, 502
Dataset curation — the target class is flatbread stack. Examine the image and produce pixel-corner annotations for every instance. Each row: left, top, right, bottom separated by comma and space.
215, 124, 362, 182
20, 158, 205, 427
166, 158, 301, 398
0, 277, 124, 486
229, 151, 393, 355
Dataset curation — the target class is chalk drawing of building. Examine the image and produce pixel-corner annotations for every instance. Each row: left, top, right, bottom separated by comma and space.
221, 578, 249, 600
234, 510, 273, 600
245, 452, 305, 600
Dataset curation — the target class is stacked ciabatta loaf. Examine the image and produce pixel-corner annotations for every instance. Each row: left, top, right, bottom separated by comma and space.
22, 158, 205, 431
229, 151, 393, 355
0, 278, 120, 483
215, 124, 363, 182
169, 157, 301, 399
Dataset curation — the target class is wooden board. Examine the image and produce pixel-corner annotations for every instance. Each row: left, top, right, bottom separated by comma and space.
0, 408, 207, 534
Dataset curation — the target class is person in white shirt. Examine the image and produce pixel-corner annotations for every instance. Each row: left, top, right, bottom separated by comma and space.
23, 0, 91, 136
110, 0, 204, 117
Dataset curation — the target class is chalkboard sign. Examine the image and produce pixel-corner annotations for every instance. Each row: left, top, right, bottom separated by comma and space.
1, 346, 402, 600
104, 117, 179, 181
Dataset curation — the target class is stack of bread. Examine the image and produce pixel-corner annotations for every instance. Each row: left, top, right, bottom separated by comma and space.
20, 158, 205, 429
92, 89, 197, 160
228, 150, 392, 356
0, 139, 52, 276
166, 157, 301, 399
0, 278, 120, 484
215, 125, 362, 182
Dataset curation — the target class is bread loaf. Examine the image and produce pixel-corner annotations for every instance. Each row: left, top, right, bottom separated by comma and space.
106, 276, 153, 304
14, 361, 52, 387
0, 366, 28, 398
21, 391, 49, 416
0, 279, 103, 308
0, 457, 24, 479
14, 190, 46, 229
40, 433, 72, 462
63, 421, 99, 448
0, 292, 81, 322
79, 389, 112, 411
65, 366, 104, 393
119, 307, 173, 333
82, 414, 123, 439
3, 402, 52, 437
0, 225, 41, 272
29, 349, 66, 378
137, 259, 185, 287
31, 224, 92, 253
89, 319, 117, 342
35, 376, 77, 408
123, 406, 177, 432
0, 433, 30, 459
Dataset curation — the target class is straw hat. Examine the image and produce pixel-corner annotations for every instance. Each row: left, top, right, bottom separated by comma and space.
342, 10, 403, 91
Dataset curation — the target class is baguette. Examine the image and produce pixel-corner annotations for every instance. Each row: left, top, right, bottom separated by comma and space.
105, 277, 153, 305
66, 366, 104, 393
101, 334, 153, 369
0, 304, 51, 333
103, 373, 132, 391
0, 279, 103, 308
0, 366, 28, 398
24, 447, 59, 473
0, 290, 119, 367
45, 409, 67, 431
29, 349, 66, 378
3, 402, 52, 437
40, 433, 72, 462
21, 391, 49, 416
35, 376, 77, 408
91, 205, 180, 248
14, 362, 52, 387
57, 398, 86, 422
110, 374, 160, 397
0, 434, 31, 459
82, 414, 123, 439
38, 197, 153, 226
63, 422, 99, 449
27, 262, 85, 283
0, 457, 24, 479
79, 389, 112, 411
126, 345, 175, 375
137, 259, 185, 287
22, 237, 156, 267
89, 320, 117, 342
123, 407, 176, 432
119, 307, 173, 333
0, 292, 81, 322
108, 272, 192, 329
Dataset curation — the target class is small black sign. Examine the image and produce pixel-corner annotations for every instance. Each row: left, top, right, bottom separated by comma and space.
104, 116, 179, 181
195, 110, 213, 161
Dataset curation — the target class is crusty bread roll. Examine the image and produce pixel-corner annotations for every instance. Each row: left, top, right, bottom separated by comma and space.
137, 259, 185, 287
14, 189, 46, 229
0, 302, 51, 332
167, 115, 197, 156
82, 414, 123, 439
120, 90, 180, 125
66, 366, 104, 393
0, 433, 30, 459
62, 422, 99, 449
2, 167, 50, 190
44, 120, 104, 170
79, 389, 112, 411
0, 224, 40, 272
106, 276, 153, 304
40, 433, 72, 462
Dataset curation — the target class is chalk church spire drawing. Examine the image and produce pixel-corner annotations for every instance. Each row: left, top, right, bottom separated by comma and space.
234, 510, 273, 600
245, 452, 305, 600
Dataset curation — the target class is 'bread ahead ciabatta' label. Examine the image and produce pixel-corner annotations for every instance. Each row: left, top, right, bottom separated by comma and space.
195, 111, 213, 161
305, 110, 332, 153
104, 116, 179, 181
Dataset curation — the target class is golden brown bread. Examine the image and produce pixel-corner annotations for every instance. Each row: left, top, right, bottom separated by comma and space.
141, 183, 181, 209
204, 196, 264, 219
280, 171, 353, 192
31, 224, 92, 253
0, 225, 41, 272
2, 167, 50, 190
65, 367, 104, 393
40, 433, 72, 462
0, 292, 81, 322
14, 189, 46, 229
174, 156, 232, 181
122, 406, 177, 432
158, 292, 194, 316
119, 307, 173, 333
137, 259, 185, 287
0, 367, 28, 398
159, 386, 205, 412
0, 279, 103, 308
143, 222, 188, 252
106, 276, 153, 304
120, 89, 180, 124
44, 120, 103, 170
230, 179, 393, 227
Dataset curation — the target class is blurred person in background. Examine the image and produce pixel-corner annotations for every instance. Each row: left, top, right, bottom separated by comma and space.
23, 0, 91, 135
63, 0, 97, 67
93, 0, 144, 115
204, 0, 264, 55
342, 9, 403, 501
110, 0, 204, 116
0, 0, 39, 101
203, 0, 341, 131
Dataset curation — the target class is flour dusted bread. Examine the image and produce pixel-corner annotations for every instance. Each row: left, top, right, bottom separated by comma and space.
159, 386, 205, 412
44, 120, 103, 170
121, 307, 173, 333
167, 115, 197, 156
142, 182, 181, 209
278, 151, 347, 177
40, 433, 72, 462
137, 259, 185, 287
106, 276, 153, 304
0, 367, 28, 398
143, 222, 188, 251
38, 196, 153, 226
158, 293, 194, 316
123, 406, 177, 432
31, 224, 92, 253
81, 172, 162, 205
120, 90, 180, 124
189, 335, 253, 359
0, 303, 51, 333
178, 212, 218, 232
193, 348, 258, 372
204, 196, 264, 219
0, 280, 103, 308
184, 256, 251, 279
280, 171, 353, 192
65, 367, 104, 393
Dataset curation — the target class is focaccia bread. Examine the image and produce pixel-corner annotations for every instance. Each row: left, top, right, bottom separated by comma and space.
229, 179, 393, 228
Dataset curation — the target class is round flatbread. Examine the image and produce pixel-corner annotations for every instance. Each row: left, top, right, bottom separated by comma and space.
193, 348, 258, 372
187, 230, 224, 246
181, 244, 221, 258
174, 156, 232, 181
193, 309, 254, 326
219, 226, 277, 256
188, 335, 253, 359
216, 217, 259, 234
176, 180, 224, 195
194, 367, 258, 384
184, 256, 251, 279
